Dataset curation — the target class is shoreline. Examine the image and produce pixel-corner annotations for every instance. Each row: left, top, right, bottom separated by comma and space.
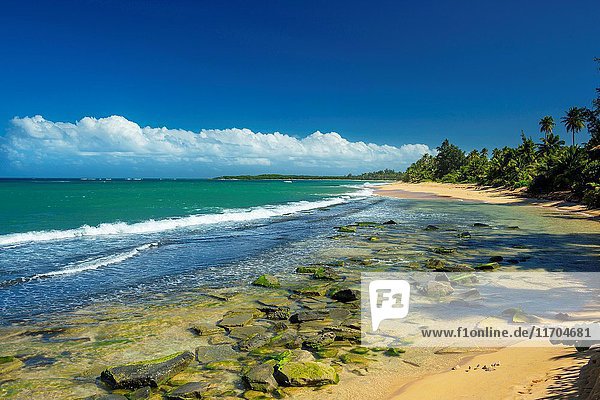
375, 181, 600, 220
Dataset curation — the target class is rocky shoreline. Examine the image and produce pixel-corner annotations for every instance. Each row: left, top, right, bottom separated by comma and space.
1, 211, 598, 399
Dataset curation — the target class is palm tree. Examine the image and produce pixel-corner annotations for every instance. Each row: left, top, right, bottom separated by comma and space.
561, 107, 586, 146
539, 116, 555, 139
536, 132, 564, 157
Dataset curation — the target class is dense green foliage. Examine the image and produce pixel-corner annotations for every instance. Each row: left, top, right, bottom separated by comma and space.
400, 59, 600, 208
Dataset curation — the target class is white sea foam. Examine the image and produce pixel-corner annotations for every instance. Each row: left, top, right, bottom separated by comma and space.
0, 189, 372, 246
31, 242, 159, 279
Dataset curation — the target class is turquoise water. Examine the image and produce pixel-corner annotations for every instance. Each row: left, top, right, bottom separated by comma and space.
0, 179, 360, 235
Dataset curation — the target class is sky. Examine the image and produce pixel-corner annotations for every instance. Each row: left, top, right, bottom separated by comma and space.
0, 0, 598, 178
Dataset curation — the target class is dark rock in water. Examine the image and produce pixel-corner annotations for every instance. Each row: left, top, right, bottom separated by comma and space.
218, 312, 255, 328
473, 223, 490, 227
383, 220, 397, 225
425, 224, 439, 231
129, 386, 151, 400
260, 306, 291, 320
312, 267, 340, 281
295, 266, 318, 274
242, 361, 278, 392
274, 361, 339, 386
507, 259, 520, 264
100, 351, 194, 389
238, 333, 271, 352
474, 262, 500, 271
322, 326, 361, 343
252, 274, 280, 288
489, 255, 504, 263
165, 382, 205, 400
290, 311, 327, 323
189, 323, 223, 336
303, 332, 336, 350
457, 231, 471, 238
507, 225, 520, 229
432, 247, 456, 254
330, 288, 359, 303
195, 345, 238, 364
425, 258, 446, 270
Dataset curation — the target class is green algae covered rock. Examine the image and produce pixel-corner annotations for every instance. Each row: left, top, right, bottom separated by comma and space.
100, 351, 194, 389
337, 225, 357, 233
274, 361, 339, 387
474, 262, 500, 271
384, 348, 406, 356
252, 274, 280, 288
0, 356, 24, 375
312, 267, 340, 281
295, 266, 318, 274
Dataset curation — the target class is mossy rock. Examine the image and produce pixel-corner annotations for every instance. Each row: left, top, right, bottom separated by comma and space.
337, 226, 357, 233
368, 237, 380, 242
425, 259, 446, 270
165, 382, 205, 400
274, 361, 339, 386
474, 262, 500, 271
204, 360, 242, 372
252, 274, 281, 288
0, 356, 24, 375
340, 353, 370, 364
315, 348, 339, 359
312, 267, 340, 281
432, 247, 455, 254
424, 224, 439, 231
295, 266, 318, 274
100, 351, 194, 389
349, 347, 370, 355
292, 286, 328, 297
384, 348, 406, 357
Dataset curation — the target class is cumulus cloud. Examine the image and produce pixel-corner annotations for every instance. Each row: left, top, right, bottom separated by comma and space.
1, 115, 432, 177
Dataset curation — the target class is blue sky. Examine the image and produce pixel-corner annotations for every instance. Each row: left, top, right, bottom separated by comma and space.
0, 0, 598, 177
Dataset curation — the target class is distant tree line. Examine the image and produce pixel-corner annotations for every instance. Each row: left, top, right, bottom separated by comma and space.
398, 58, 600, 207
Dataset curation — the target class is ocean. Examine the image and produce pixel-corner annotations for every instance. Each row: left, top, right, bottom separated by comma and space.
0, 179, 376, 323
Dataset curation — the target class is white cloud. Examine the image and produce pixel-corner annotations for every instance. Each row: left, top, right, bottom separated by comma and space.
1, 115, 432, 176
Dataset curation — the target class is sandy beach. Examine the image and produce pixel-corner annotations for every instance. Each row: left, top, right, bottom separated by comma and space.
376, 181, 600, 219
371, 181, 599, 400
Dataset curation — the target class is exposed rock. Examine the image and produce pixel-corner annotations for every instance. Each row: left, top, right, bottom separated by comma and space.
489, 255, 504, 262
0, 356, 24, 375
100, 351, 194, 389
274, 361, 339, 387
218, 312, 255, 328
204, 360, 241, 372
578, 351, 600, 400
383, 220, 397, 225
239, 333, 271, 352
473, 222, 490, 227
329, 308, 352, 321
228, 326, 268, 340
242, 361, 278, 392
322, 326, 361, 343
316, 348, 339, 359
270, 321, 288, 332
260, 306, 290, 321
425, 224, 439, 231
507, 225, 520, 230
252, 274, 280, 288
292, 286, 328, 297
457, 231, 471, 238
166, 382, 205, 400
331, 289, 360, 303
303, 332, 336, 350
312, 267, 340, 281
338, 225, 357, 233
208, 335, 237, 345
85, 395, 128, 400
290, 311, 327, 323
425, 258, 445, 269
195, 345, 238, 364
190, 323, 223, 336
